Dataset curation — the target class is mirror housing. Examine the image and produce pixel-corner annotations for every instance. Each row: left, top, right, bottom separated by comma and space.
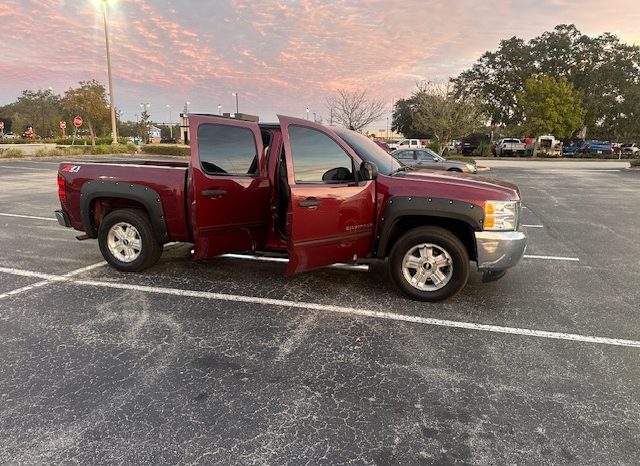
359, 161, 378, 181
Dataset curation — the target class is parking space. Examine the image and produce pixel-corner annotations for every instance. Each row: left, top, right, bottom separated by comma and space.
1, 159, 639, 463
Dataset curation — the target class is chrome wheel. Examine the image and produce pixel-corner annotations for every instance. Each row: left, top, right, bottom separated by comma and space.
107, 222, 142, 263
401, 243, 453, 291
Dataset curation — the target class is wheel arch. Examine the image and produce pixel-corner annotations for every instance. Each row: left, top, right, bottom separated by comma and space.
80, 181, 169, 244
374, 196, 482, 262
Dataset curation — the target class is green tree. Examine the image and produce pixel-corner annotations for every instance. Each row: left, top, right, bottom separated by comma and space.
411, 81, 486, 154
60, 80, 109, 145
0, 89, 62, 137
453, 24, 640, 139
515, 76, 586, 138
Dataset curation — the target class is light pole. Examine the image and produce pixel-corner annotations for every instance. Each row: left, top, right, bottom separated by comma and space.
313, 112, 316, 123
218, 104, 222, 115
100, 0, 118, 144
306, 107, 309, 120
184, 101, 190, 114
166, 104, 173, 138
232, 92, 239, 115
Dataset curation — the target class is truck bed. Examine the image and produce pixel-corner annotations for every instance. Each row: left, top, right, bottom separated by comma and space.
58, 160, 191, 242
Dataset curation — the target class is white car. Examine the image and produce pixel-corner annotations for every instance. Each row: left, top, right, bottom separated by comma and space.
621, 143, 639, 156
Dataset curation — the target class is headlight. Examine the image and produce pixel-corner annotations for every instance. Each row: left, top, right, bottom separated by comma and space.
465, 163, 476, 172
484, 200, 519, 231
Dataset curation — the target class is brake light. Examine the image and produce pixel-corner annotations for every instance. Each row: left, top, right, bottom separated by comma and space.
57, 174, 66, 203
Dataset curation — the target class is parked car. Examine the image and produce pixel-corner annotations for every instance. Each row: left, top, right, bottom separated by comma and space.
495, 138, 527, 156
460, 133, 490, 156
563, 142, 580, 156
1, 132, 17, 139
391, 148, 477, 173
55, 114, 526, 302
390, 138, 429, 150
528, 135, 562, 157
579, 140, 612, 155
621, 143, 639, 157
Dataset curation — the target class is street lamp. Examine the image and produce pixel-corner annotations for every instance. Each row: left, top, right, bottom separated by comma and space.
166, 104, 172, 138
232, 92, 239, 114
306, 107, 309, 120
218, 104, 222, 115
100, 0, 118, 144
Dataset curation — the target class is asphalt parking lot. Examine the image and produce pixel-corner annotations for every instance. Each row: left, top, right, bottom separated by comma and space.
1, 158, 639, 464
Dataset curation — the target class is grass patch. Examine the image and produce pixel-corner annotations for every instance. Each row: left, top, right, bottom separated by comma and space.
630, 159, 640, 167
32, 143, 138, 157
0, 147, 25, 158
141, 144, 191, 157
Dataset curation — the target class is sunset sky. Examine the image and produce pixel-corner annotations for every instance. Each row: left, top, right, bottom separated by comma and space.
1, 0, 639, 129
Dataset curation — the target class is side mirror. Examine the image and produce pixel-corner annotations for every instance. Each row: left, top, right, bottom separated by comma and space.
359, 161, 378, 181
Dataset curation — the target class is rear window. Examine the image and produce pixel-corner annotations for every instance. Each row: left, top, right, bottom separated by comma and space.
197, 124, 258, 176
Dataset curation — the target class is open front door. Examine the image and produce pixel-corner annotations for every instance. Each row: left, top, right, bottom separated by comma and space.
190, 115, 271, 259
278, 115, 376, 275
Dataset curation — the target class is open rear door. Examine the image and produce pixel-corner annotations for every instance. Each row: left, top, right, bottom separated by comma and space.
278, 115, 376, 275
190, 115, 271, 259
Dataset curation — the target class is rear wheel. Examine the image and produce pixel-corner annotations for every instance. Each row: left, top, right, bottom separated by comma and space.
98, 209, 162, 272
389, 226, 469, 302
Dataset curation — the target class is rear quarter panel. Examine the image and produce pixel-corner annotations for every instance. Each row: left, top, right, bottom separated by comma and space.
58, 162, 190, 241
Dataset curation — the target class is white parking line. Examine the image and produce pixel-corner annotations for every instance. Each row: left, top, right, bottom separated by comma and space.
523, 254, 580, 262
0, 262, 106, 299
0, 165, 56, 171
523, 224, 544, 228
0, 265, 637, 348
0, 212, 57, 221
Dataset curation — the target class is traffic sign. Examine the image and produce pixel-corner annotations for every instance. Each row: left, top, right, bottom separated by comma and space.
73, 116, 83, 128
60, 121, 66, 129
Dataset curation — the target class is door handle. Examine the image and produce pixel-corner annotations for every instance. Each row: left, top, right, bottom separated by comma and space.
298, 198, 321, 207
201, 189, 227, 197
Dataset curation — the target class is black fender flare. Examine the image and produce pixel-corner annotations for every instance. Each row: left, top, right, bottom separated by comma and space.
374, 196, 484, 258
80, 180, 169, 244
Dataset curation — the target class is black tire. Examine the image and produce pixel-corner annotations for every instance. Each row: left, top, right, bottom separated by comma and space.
447, 168, 463, 172
97, 208, 162, 272
388, 226, 470, 302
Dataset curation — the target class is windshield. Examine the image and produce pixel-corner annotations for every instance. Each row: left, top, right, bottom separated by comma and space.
333, 127, 403, 175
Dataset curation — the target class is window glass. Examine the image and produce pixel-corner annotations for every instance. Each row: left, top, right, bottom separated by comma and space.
289, 126, 354, 183
417, 150, 435, 160
198, 124, 258, 176
395, 150, 414, 160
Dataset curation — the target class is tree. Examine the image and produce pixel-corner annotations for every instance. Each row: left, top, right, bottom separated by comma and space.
411, 81, 486, 154
453, 24, 640, 139
60, 80, 109, 145
515, 76, 586, 139
0, 89, 62, 137
326, 88, 385, 132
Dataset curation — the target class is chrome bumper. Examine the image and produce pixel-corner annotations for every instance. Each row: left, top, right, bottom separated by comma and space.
475, 229, 527, 271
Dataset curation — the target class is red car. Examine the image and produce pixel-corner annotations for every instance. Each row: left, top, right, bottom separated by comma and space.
55, 115, 526, 301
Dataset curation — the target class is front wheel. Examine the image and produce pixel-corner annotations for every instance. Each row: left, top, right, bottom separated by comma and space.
389, 226, 470, 302
98, 209, 162, 272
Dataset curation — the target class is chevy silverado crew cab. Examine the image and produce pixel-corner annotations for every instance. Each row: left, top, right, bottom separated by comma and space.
55, 115, 526, 301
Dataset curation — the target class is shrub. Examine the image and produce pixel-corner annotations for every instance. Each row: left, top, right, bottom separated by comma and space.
141, 144, 191, 157
473, 142, 494, 157
630, 159, 640, 167
0, 147, 25, 158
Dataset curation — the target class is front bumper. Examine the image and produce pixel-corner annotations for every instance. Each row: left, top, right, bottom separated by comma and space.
475, 229, 527, 271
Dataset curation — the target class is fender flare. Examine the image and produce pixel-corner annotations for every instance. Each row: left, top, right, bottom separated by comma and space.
374, 196, 484, 258
80, 180, 169, 244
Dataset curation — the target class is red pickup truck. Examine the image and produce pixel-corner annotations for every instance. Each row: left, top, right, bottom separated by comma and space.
55, 115, 526, 301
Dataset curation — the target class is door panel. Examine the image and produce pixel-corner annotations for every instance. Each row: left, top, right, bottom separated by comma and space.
190, 115, 271, 259
278, 115, 376, 274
